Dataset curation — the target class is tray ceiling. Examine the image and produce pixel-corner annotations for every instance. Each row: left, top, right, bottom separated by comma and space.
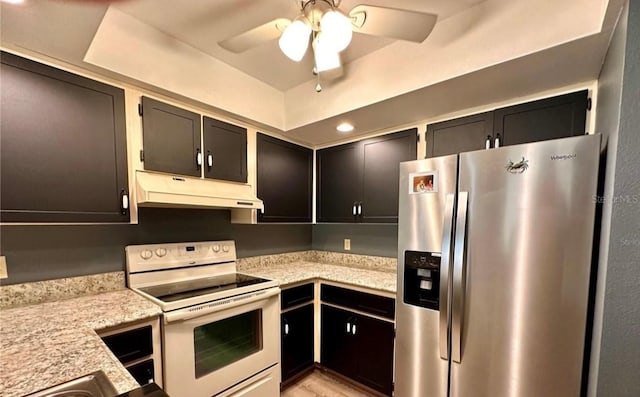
0, 0, 620, 145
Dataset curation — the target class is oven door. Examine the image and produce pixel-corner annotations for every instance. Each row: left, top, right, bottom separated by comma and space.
163, 288, 280, 397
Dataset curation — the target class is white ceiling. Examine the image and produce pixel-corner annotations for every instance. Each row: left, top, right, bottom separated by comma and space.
0, 0, 624, 146
113, 0, 485, 91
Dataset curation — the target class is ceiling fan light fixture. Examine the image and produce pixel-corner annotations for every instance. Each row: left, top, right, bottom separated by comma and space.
313, 33, 341, 72
319, 9, 353, 53
278, 17, 312, 62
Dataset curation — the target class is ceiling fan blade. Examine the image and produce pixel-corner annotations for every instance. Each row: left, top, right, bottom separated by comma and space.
219, 18, 291, 53
349, 5, 437, 43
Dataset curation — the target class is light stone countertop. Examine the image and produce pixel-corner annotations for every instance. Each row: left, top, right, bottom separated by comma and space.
0, 258, 395, 397
0, 289, 162, 397
239, 261, 397, 294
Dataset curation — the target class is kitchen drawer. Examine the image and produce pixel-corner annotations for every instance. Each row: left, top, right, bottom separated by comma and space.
101, 325, 153, 364
127, 359, 156, 386
281, 283, 314, 310
321, 284, 395, 320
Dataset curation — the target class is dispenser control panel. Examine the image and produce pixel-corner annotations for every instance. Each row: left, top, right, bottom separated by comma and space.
403, 250, 441, 310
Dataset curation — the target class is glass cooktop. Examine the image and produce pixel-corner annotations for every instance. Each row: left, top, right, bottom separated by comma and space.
139, 273, 271, 303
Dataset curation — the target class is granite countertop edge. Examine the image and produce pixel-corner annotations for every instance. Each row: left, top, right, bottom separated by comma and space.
1, 263, 394, 397
0, 289, 162, 397
240, 261, 397, 294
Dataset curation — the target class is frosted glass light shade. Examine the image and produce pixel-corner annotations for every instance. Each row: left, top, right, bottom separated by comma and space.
320, 10, 352, 52
279, 18, 312, 62
313, 33, 341, 72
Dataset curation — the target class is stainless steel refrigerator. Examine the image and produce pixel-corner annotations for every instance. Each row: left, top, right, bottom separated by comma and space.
395, 135, 600, 397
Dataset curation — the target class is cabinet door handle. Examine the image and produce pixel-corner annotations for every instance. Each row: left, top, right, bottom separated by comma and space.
357, 202, 362, 216
346, 322, 351, 333
196, 149, 202, 170
120, 189, 129, 215
207, 151, 213, 170
284, 323, 289, 335
352, 203, 357, 216
494, 134, 501, 148
485, 135, 492, 149
352, 324, 357, 335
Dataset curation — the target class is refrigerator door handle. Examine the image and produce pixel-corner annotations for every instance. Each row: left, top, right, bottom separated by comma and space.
439, 193, 456, 360
451, 191, 469, 363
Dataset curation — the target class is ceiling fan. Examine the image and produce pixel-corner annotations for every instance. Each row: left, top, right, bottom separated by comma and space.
218, 0, 437, 87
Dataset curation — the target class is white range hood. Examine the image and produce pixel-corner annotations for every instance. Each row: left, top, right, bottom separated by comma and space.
135, 170, 263, 212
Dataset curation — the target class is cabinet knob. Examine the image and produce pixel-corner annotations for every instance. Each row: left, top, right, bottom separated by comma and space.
346, 322, 351, 333
284, 323, 289, 335
494, 134, 501, 148
352, 203, 357, 216
207, 151, 213, 169
357, 202, 362, 216
352, 324, 357, 335
485, 135, 492, 150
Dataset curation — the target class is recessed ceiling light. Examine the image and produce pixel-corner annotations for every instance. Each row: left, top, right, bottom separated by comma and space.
336, 122, 354, 133
1, 0, 26, 4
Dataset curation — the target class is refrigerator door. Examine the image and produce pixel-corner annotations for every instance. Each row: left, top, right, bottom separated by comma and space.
450, 135, 601, 397
395, 155, 458, 397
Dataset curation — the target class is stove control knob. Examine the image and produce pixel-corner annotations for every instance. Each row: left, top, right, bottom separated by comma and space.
212, 245, 221, 253
155, 248, 167, 257
222, 245, 230, 253
140, 250, 153, 260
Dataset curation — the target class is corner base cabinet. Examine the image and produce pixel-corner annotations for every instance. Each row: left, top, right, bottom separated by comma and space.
98, 317, 163, 387
320, 285, 395, 396
280, 283, 315, 384
281, 304, 314, 383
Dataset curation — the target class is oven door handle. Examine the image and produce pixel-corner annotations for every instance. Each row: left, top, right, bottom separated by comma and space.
163, 287, 280, 324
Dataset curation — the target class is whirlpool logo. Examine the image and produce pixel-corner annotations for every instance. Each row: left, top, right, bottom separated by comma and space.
550, 154, 577, 160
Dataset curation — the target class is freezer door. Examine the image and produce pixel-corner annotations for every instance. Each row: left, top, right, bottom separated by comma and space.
395, 155, 457, 397
450, 135, 601, 397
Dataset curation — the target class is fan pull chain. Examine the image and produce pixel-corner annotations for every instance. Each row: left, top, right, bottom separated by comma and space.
316, 70, 322, 92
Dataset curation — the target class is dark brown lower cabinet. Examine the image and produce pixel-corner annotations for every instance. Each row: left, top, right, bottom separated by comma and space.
321, 305, 394, 396
281, 304, 315, 383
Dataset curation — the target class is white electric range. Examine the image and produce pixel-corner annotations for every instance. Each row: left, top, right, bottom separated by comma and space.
126, 240, 281, 397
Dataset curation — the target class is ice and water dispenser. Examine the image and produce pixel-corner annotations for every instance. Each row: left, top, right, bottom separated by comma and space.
403, 250, 441, 310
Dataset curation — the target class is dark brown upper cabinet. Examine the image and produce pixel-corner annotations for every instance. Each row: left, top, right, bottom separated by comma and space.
361, 132, 419, 223
317, 129, 418, 223
426, 112, 494, 158
494, 90, 588, 146
0, 51, 129, 223
317, 141, 363, 223
140, 96, 201, 177
140, 98, 248, 183
256, 133, 312, 222
203, 117, 247, 183
426, 90, 589, 157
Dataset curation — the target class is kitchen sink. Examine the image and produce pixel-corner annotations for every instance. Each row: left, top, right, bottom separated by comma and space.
28, 371, 118, 397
